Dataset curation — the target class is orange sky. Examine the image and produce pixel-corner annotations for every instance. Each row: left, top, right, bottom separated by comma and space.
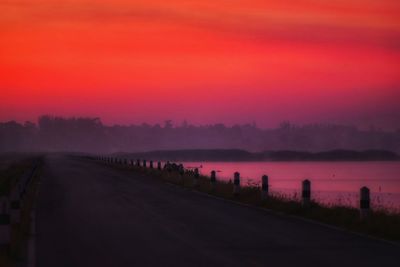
1, 0, 400, 128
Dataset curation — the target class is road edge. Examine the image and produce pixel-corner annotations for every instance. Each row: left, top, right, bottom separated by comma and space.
165, 182, 400, 247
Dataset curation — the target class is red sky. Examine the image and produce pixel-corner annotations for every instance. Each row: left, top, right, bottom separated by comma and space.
1, 0, 399, 128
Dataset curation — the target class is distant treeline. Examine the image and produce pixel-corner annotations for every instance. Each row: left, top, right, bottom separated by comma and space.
1, 115, 400, 154
116, 149, 399, 162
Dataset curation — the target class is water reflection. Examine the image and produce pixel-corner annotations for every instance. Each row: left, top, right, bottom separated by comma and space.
184, 161, 400, 211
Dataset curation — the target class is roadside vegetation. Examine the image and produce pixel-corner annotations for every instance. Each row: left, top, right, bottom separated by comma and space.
99, 159, 400, 242
0, 156, 43, 267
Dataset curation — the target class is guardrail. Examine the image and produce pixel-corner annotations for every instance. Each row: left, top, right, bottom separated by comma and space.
92, 156, 372, 221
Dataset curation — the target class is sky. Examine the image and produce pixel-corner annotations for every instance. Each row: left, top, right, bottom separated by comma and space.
0, 0, 399, 129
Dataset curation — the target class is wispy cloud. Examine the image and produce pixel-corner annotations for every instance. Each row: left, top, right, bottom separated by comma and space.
1, 0, 399, 50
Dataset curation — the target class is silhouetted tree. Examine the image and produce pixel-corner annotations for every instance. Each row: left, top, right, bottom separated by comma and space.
0, 116, 399, 154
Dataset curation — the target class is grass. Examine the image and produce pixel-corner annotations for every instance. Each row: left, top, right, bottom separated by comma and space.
0, 157, 43, 267
97, 159, 400, 242
0, 160, 33, 197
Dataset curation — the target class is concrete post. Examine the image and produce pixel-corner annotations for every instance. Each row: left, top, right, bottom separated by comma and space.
210, 170, 216, 190
178, 164, 184, 184
261, 175, 269, 200
166, 161, 171, 173
233, 172, 240, 196
10, 187, 21, 224
18, 181, 25, 201
0, 197, 10, 245
302, 179, 311, 207
360, 187, 370, 220
193, 168, 199, 187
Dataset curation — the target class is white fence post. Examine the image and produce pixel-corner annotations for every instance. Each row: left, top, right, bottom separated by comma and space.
0, 197, 11, 245
210, 170, 216, 190
233, 172, 240, 196
302, 179, 311, 207
10, 186, 21, 224
261, 175, 269, 200
360, 187, 370, 220
193, 168, 199, 187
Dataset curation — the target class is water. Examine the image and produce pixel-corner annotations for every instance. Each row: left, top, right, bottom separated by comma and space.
183, 161, 400, 211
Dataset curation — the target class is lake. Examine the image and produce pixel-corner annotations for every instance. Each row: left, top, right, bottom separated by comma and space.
182, 161, 400, 211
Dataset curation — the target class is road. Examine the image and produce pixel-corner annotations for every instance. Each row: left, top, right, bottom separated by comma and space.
36, 154, 399, 267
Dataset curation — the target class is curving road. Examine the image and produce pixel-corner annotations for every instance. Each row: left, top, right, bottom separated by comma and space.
36, 154, 399, 267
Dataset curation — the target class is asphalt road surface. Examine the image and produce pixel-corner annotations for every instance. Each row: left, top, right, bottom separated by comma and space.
36, 155, 399, 267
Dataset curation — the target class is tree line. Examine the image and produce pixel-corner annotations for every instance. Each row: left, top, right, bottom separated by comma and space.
0, 116, 399, 154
